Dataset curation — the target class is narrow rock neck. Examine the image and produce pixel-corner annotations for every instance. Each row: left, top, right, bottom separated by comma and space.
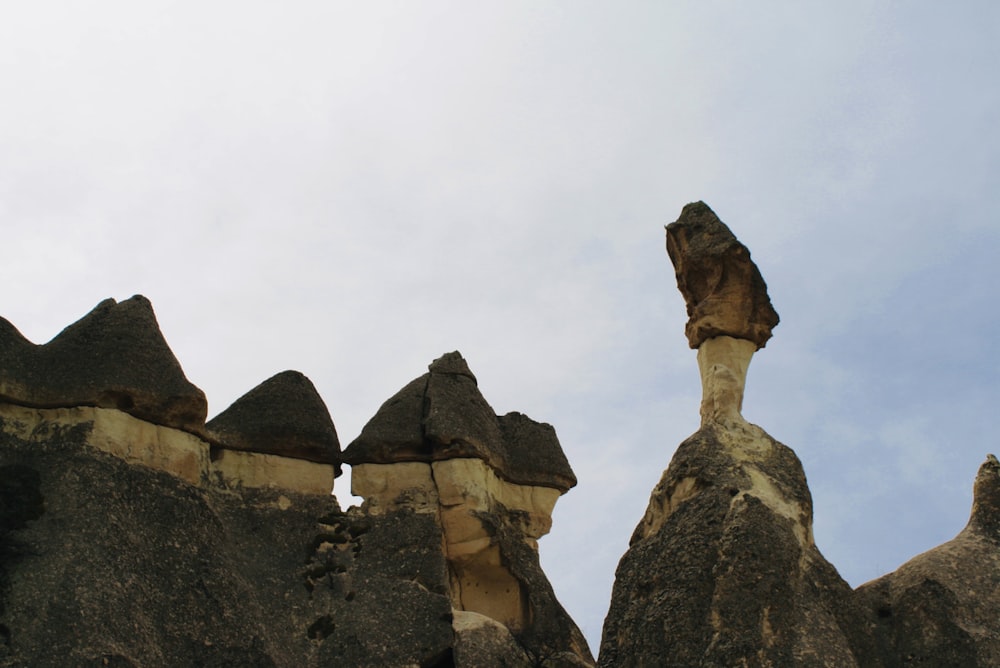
697, 336, 757, 427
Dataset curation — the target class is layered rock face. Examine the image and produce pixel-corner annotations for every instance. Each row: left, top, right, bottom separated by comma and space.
0, 300, 589, 667
0, 296, 207, 432
343, 351, 593, 667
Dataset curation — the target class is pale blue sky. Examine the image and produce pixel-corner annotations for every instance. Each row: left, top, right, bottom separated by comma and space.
2, 1, 998, 650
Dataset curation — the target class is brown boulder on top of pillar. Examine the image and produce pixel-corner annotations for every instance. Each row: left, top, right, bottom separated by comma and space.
342, 351, 576, 492
666, 201, 779, 349
856, 454, 1000, 666
0, 296, 207, 432
206, 370, 342, 472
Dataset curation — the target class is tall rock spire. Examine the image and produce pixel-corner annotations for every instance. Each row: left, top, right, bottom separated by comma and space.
599, 203, 873, 666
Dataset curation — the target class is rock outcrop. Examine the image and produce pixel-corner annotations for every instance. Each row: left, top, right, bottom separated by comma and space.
343, 351, 593, 666
0, 296, 207, 432
666, 201, 779, 350
0, 304, 590, 667
600, 421, 875, 666
344, 351, 576, 492
600, 201, 1000, 666
207, 371, 341, 468
3, 212, 997, 667
601, 203, 870, 665
856, 454, 1000, 665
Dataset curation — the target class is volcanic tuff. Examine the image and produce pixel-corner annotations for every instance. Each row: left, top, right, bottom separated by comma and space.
598, 201, 999, 666
1, 203, 996, 666
0, 300, 589, 667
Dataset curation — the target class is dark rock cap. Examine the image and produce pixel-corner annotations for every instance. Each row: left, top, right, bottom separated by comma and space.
666, 201, 779, 349
206, 370, 342, 472
0, 296, 207, 432
342, 351, 577, 492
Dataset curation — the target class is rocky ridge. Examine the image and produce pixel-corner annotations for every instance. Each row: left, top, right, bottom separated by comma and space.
0, 299, 589, 666
1, 202, 997, 666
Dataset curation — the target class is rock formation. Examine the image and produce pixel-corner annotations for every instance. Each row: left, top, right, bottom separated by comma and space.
206, 371, 341, 467
205, 370, 342, 492
0, 295, 207, 432
2, 211, 997, 666
599, 201, 1000, 667
856, 454, 1000, 665
0, 302, 590, 667
344, 351, 576, 491
604, 203, 843, 664
343, 351, 593, 666
666, 201, 779, 350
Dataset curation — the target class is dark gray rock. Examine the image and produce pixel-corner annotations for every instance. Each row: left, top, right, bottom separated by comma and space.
0, 296, 207, 432
309, 509, 455, 668
0, 412, 453, 668
856, 454, 1000, 666
206, 370, 341, 470
598, 425, 876, 667
482, 505, 596, 666
343, 351, 577, 492
666, 202, 779, 349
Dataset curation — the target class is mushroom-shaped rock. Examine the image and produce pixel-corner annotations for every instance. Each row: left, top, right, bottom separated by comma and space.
343, 351, 576, 492
0, 296, 206, 432
856, 455, 1000, 666
206, 370, 341, 471
343, 351, 593, 665
666, 201, 779, 350
599, 208, 872, 665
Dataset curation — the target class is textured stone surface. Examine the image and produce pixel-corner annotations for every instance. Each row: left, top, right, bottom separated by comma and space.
856, 454, 1000, 666
1, 403, 210, 485
600, 212, 874, 665
206, 370, 341, 470
349, 457, 593, 665
210, 448, 337, 496
666, 201, 779, 349
0, 296, 207, 432
452, 611, 533, 668
696, 335, 757, 427
343, 351, 577, 492
0, 410, 457, 668
599, 424, 875, 667
346, 352, 592, 665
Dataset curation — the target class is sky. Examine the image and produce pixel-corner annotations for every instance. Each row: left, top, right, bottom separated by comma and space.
2, 1, 999, 651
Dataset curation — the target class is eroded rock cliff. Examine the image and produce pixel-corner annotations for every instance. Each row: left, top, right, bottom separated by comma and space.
0, 301, 590, 667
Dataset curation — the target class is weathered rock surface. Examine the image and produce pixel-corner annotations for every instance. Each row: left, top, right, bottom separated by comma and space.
599, 423, 875, 666
0, 328, 592, 667
452, 611, 533, 667
601, 204, 872, 666
666, 201, 779, 349
343, 351, 577, 492
0, 296, 207, 433
206, 370, 342, 470
856, 454, 1000, 666
0, 408, 457, 668
346, 352, 593, 666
